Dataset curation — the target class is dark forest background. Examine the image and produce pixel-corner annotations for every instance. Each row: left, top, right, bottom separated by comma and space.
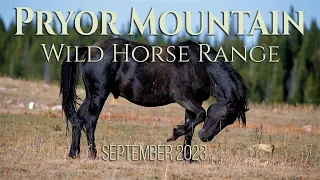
0, 7, 319, 104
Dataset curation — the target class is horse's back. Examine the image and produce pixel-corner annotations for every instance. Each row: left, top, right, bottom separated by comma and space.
81, 38, 211, 107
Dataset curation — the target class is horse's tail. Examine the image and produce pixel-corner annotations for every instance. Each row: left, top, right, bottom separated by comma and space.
206, 61, 249, 126
60, 47, 87, 134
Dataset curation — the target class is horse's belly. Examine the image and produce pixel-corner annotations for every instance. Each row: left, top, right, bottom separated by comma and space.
124, 97, 174, 107
117, 82, 173, 107
119, 92, 174, 107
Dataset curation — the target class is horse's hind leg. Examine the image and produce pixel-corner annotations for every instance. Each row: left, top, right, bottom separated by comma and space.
68, 75, 109, 159
68, 98, 90, 158
85, 89, 109, 159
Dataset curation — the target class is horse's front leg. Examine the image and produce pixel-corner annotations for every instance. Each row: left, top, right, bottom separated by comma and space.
182, 109, 197, 160
167, 99, 206, 142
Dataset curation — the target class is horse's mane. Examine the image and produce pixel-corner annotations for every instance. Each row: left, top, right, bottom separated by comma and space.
205, 47, 249, 125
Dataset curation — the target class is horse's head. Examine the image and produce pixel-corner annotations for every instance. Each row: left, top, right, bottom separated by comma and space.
198, 103, 246, 142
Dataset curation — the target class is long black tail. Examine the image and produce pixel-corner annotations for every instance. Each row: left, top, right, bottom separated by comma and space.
60, 47, 87, 133
206, 59, 249, 126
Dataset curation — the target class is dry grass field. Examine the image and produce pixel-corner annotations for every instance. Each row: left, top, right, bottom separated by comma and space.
0, 77, 320, 179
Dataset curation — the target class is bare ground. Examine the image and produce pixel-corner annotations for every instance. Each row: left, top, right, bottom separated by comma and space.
0, 77, 320, 179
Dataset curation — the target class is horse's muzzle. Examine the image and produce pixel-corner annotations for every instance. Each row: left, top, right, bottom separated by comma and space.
198, 129, 214, 142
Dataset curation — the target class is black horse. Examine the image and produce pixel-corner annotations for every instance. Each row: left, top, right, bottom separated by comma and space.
60, 38, 248, 159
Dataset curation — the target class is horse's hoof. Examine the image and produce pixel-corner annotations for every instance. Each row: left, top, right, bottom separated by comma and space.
183, 158, 199, 163
88, 149, 97, 160
88, 154, 97, 160
67, 153, 80, 159
67, 152, 80, 159
166, 128, 178, 142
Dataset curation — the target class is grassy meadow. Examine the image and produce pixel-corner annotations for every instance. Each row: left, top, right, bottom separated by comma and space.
0, 77, 319, 179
